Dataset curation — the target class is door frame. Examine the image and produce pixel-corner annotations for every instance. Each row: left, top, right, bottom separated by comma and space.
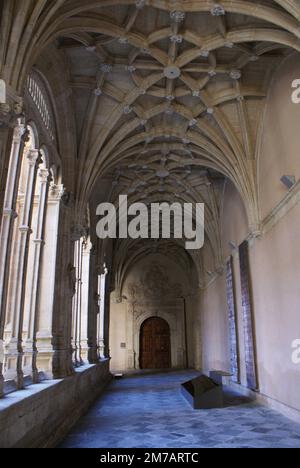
139, 316, 171, 369
131, 303, 185, 370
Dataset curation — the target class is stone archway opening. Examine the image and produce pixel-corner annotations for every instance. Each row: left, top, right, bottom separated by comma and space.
139, 317, 171, 370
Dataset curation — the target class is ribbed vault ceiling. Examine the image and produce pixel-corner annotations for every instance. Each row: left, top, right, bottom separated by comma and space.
54, 0, 298, 280
49, 0, 298, 224
2, 0, 300, 283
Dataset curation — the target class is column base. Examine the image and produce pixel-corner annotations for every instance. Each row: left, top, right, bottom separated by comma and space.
4, 338, 19, 382
80, 340, 89, 362
0, 364, 4, 398
52, 348, 74, 379
36, 335, 54, 379
88, 346, 99, 364
23, 340, 34, 378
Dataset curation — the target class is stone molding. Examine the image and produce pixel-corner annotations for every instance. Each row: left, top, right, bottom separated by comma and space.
261, 179, 300, 235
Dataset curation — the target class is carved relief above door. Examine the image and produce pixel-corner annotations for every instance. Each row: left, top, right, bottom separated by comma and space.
128, 262, 183, 301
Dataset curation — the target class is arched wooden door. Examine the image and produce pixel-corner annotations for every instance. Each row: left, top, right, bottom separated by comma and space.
140, 317, 171, 369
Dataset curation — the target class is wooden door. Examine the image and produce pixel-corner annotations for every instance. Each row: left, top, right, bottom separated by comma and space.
140, 317, 171, 369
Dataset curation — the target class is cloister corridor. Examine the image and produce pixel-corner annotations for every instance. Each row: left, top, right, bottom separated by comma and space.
1, 0, 300, 449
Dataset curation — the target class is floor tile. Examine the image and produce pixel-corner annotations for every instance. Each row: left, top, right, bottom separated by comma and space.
59, 371, 300, 449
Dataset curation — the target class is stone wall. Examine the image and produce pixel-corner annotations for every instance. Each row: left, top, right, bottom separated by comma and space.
200, 53, 300, 416
0, 361, 111, 448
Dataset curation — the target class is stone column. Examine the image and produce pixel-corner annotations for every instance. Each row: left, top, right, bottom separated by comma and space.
0, 96, 23, 209
104, 268, 111, 359
51, 193, 76, 379
71, 239, 79, 366
35, 184, 64, 378
98, 266, 108, 359
0, 123, 26, 397
80, 240, 91, 362
0, 98, 23, 216
71, 233, 86, 367
98, 290, 105, 359
5, 149, 41, 389
23, 168, 51, 382
69, 229, 93, 366
87, 245, 99, 364
0, 126, 14, 219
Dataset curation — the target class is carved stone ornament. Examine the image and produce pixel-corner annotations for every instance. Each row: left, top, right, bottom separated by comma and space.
49, 183, 65, 200
128, 262, 183, 300
71, 224, 87, 242
0, 103, 12, 127
0, 97, 23, 128
61, 189, 71, 206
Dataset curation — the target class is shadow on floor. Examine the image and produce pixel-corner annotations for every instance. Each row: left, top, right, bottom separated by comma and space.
222, 387, 253, 407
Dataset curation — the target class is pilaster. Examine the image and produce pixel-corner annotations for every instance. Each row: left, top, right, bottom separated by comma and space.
51, 190, 76, 379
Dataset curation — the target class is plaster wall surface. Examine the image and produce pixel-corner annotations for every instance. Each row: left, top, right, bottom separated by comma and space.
200, 56, 300, 413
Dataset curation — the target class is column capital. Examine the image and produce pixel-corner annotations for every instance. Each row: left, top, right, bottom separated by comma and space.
246, 225, 263, 246
0, 103, 15, 128
71, 224, 87, 242
19, 225, 32, 234
27, 148, 41, 166
33, 238, 45, 245
49, 186, 72, 206
82, 239, 93, 254
97, 263, 108, 276
12, 122, 26, 142
2, 208, 18, 219
38, 168, 52, 184
0, 96, 24, 129
49, 183, 65, 201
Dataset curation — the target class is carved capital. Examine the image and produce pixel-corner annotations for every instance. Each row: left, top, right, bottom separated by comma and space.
97, 263, 108, 276
61, 189, 72, 206
12, 123, 26, 142
247, 226, 262, 246
27, 148, 40, 166
0, 96, 24, 128
3, 208, 18, 219
0, 103, 12, 128
71, 224, 87, 241
49, 183, 65, 201
13, 97, 23, 116
38, 168, 51, 184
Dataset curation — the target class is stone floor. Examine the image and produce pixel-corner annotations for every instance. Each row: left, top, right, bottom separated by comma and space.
60, 370, 300, 448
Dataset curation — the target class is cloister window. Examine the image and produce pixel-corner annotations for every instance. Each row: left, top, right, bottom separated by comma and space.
239, 241, 258, 391
26, 73, 56, 142
226, 257, 240, 383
